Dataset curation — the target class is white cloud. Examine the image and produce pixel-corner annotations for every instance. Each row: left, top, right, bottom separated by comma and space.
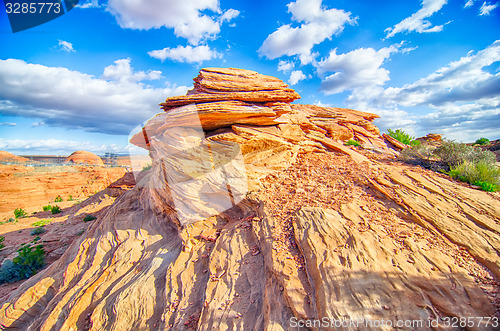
219, 9, 240, 23
148, 45, 219, 63
464, 0, 474, 7
288, 70, 307, 85
32, 121, 46, 127
385, 0, 447, 39
106, 0, 238, 45
480, 1, 499, 15
0, 122, 16, 126
57, 39, 75, 52
348, 40, 500, 141
258, 0, 355, 64
76, 0, 102, 9
278, 60, 294, 73
317, 45, 400, 95
102, 58, 162, 82
0, 59, 188, 135
0, 138, 131, 155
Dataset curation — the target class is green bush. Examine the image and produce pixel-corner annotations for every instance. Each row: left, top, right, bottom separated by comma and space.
387, 129, 421, 146
30, 227, 45, 236
67, 195, 74, 201
142, 164, 152, 172
51, 206, 62, 214
32, 219, 52, 227
42, 205, 52, 212
54, 196, 63, 202
448, 160, 500, 192
83, 214, 97, 222
344, 139, 360, 147
6, 218, 16, 223
474, 181, 498, 192
434, 141, 496, 167
475, 137, 490, 145
0, 236, 4, 250
0, 244, 45, 284
14, 208, 27, 219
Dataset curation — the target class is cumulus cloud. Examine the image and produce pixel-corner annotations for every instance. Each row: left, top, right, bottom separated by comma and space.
106, 0, 238, 45
102, 58, 162, 82
349, 40, 500, 141
0, 59, 188, 135
259, 0, 355, 64
277, 60, 294, 73
57, 39, 75, 52
288, 70, 308, 85
0, 122, 16, 126
219, 9, 240, 23
480, 1, 499, 15
148, 45, 220, 63
385, 0, 447, 39
317, 45, 400, 95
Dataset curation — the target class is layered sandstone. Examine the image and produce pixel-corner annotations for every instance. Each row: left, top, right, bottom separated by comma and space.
1, 68, 499, 331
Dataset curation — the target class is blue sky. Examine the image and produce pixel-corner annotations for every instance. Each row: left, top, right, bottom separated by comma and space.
0, 0, 499, 155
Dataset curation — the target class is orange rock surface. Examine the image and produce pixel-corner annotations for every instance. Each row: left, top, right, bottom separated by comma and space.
65, 150, 104, 166
0, 151, 29, 163
1, 68, 499, 331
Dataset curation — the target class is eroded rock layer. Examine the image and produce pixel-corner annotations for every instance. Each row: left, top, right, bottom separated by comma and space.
1, 68, 499, 331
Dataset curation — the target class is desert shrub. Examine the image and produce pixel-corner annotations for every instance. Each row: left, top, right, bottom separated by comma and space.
32, 219, 52, 227
83, 214, 97, 222
30, 227, 45, 236
6, 218, 16, 223
67, 195, 74, 201
474, 181, 498, 192
51, 206, 62, 214
0, 236, 4, 250
42, 205, 52, 212
142, 164, 152, 172
0, 244, 45, 284
344, 139, 360, 147
14, 208, 27, 219
434, 141, 496, 167
387, 129, 421, 146
399, 144, 437, 168
54, 195, 63, 202
448, 160, 500, 192
475, 137, 490, 145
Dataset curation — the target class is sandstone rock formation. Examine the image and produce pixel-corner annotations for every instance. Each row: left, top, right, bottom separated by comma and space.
65, 151, 104, 166
0, 68, 499, 330
0, 151, 29, 163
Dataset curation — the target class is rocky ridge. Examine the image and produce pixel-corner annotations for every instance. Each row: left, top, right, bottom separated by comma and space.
0, 68, 499, 330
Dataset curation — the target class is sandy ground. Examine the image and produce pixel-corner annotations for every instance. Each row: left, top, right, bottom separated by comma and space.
0, 164, 128, 220
0, 164, 135, 302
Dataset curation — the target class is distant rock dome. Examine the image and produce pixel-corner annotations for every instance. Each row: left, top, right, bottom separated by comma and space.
65, 150, 104, 166
0, 150, 30, 163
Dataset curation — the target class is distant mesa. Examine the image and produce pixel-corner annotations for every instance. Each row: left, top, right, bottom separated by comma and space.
0, 150, 30, 163
65, 150, 104, 166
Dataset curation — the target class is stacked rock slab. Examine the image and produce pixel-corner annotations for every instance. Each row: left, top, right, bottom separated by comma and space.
1, 68, 499, 331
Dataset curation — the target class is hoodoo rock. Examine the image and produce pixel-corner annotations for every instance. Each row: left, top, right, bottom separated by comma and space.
1, 68, 499, 330
65, 150, 104, 166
